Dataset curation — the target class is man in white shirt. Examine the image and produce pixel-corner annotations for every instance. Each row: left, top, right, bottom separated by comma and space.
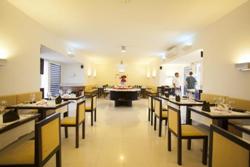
172, 72, 181, 95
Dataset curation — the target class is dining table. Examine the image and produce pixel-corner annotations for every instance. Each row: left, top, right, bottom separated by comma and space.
159, 95, 203, 124
188, 106, 250, 129
0, 113, 39, 150
7, 100, 70, 120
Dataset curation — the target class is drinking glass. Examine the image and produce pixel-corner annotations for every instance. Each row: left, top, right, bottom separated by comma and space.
30, 93, 36, 103
0, 100, 7, 114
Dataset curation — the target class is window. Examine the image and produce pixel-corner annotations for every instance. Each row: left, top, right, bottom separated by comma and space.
50, 63, 61, 96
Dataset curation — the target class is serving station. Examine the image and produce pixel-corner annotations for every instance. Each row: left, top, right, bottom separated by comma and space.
108, 87, 140, 107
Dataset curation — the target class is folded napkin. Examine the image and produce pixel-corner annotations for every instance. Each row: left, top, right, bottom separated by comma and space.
3, 109, 20, 123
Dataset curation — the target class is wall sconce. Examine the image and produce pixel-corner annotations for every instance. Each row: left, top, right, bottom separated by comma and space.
152, 69, 157, 77
0, 48, 8, 66
146, 71, 151, 78
87, 68, 92, 77
93, 69, 96, 77
0, 58, 7, 66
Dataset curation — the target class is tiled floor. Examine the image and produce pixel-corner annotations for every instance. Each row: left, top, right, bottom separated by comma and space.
46, 98, 207, 167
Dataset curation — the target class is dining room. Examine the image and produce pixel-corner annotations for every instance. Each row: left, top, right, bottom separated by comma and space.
0, 0, 250, 167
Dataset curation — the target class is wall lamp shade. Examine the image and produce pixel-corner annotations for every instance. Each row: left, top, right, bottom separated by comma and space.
0, 58, 7, 66
235, 62, 250, 71
87, 68, 92, 76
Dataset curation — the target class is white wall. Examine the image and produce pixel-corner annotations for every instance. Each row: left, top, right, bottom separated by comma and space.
191, 1, 250, 99
61, 63, 85, 86
159, 64, 186, 87
0, 1, 68, 95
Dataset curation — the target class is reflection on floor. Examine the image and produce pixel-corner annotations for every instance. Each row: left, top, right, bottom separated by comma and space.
46, 99, 206, 167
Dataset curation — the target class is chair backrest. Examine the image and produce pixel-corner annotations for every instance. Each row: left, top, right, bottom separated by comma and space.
201, 93, 228, 104
168, 106, 181, 136
92, 95, 97, 109
76, 100, 85, 124
209, 125, 250, 167
153, 97, 162, 117
148, 96, 153, 110
0, 95, 17, 106
35, 113, 61, 165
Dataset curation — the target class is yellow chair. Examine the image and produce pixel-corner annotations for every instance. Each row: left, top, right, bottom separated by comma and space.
209, 125, 250, 167
0, 113, 61, 167
85, 95, 97, 126
153, 97, 168, 137
167, 106, 208, 165
61, 100, 86, 148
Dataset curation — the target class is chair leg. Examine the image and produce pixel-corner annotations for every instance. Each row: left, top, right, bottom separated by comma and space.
91, 111, 94, 126
154, 115, 157, 131
94, 109, 97, 122
148, 108, 150, 121
168, 130, 171, 151
177, 138, 182, 165
159, 119, 162, 137
56, 149, 62, 167
75, 126, 79, 148
64, 127, 68, 138
151, 111, 153, 126
165, 119, 168, 126
82, 121, 85, 139
187, 139, 191, 150
202, 137, 208, 165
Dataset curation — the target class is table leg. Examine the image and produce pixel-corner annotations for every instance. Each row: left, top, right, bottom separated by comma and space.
186, 107, 192, 125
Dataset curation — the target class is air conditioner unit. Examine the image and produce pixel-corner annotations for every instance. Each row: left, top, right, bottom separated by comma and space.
235, 62, 250, 71
0, 59, 7, 66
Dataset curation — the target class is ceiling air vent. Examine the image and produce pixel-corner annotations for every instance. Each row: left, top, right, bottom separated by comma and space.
235, 62, 250, 71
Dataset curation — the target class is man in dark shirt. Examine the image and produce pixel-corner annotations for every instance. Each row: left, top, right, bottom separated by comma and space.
186, 72, 197, 89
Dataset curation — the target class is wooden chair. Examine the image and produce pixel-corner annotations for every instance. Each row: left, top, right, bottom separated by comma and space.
0, 113, 61, 167
153, 97, 168, 137
167, 106, 208, 165
148, 95, 154, 125
61, 100, 85, 148
209, 125, 250, 167
85, 95, 97, 126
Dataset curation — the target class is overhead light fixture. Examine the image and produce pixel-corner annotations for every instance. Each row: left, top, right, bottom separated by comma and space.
121, 46, 126, 53
67, 49, 74, 57
118, 60, 125, 73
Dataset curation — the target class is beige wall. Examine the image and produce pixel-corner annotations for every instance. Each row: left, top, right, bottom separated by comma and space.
82, 58, 160, 86
189, 1, 250, 99
0, 1, 68, 95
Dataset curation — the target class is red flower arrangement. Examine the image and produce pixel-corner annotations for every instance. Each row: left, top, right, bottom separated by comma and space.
120, 75, 127, 83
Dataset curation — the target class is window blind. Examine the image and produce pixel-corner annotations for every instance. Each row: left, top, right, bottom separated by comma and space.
50, 63, 61, 96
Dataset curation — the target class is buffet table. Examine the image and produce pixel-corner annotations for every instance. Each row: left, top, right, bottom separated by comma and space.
108, 88, 140, 107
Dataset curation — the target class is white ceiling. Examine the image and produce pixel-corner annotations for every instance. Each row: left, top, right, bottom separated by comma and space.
40, 45, 77, 64
8, 0, 247, 60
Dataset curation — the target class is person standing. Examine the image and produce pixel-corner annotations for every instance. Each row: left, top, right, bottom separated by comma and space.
172, 72, 181, 95
186, 71, 197, 89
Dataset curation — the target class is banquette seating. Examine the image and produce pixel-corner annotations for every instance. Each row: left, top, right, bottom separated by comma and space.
0, 91, 42, 106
